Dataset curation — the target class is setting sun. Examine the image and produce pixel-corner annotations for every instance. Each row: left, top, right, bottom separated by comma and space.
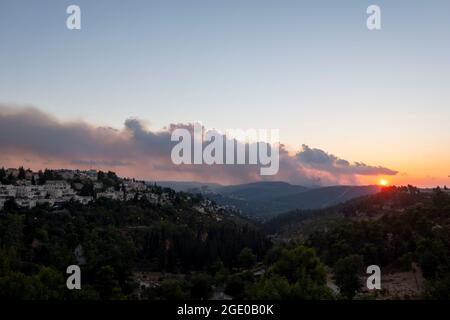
379, 179, 389, 186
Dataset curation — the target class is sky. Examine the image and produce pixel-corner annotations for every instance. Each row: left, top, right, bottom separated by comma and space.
1, 0, 450, 187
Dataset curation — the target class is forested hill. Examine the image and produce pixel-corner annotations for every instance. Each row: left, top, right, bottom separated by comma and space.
0, 193, 270, 299
265, 187, 450, 299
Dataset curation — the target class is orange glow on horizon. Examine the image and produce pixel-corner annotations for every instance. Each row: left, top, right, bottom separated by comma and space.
379, 179, 389, 186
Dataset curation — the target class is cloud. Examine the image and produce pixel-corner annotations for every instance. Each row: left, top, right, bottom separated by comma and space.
0, 105, 398, 186
296, 144, 398, 176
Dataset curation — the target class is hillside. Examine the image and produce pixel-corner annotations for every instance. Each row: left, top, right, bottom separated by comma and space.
264, 186, 450, 299
265, 185, 428, 239
0, 186, 271, 299
208, 183, 381, 219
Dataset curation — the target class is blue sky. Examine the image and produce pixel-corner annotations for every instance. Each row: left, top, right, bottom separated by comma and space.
1, 1, 450, 186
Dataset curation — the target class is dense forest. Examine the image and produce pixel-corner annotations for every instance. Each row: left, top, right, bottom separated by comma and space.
266, 187, 450, 299
0, 195, 272, 299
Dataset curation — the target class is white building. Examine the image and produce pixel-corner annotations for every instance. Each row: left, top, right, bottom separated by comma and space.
15, 199, 37, 209
45, 180, 75, 198
97, 190, 123, 201
74, 195, 93, 205
0, 184, 17, 198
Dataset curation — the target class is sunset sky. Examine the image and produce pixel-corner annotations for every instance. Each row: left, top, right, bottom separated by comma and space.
1, 0, 450, 187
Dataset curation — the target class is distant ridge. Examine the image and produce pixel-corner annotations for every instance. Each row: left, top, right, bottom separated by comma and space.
151, 181, 381, 220
148, 180, 223, 193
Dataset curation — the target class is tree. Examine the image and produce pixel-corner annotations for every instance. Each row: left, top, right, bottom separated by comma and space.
97, 171, 105, 181
34, 267, 66, 299
6, 173, 16, 185
417, 239, 445, 279
18, 167, 26, 180
269, 246, 327, 286
0, 248, 19, 275
237, 247, 257, 269
107, 171, 118, 180
246, 275, 290, 300
79, 182, 94, 196
432, 188, 450, 208
159, 279, 188, 300
0, 167, 6, 183
334, 255, 364, 299
37, 170, 46, 185
225, 274, 247, 298
0, 214, 24, 249
93, 266, 125, 300
247, 246, 331, 300
424, 275, 450, 299
189, 274, 213, 300
2, 199, 18, 212
0, 272, 40, 299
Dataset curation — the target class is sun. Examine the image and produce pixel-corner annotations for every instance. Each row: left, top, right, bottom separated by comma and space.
379, 179, 388, 186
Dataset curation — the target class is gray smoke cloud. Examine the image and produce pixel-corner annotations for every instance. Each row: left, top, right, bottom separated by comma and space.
0, 105, 398, 185
297, 144, 398, 176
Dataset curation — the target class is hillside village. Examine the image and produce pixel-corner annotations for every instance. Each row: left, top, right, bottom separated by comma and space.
0, 167, 233, 216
